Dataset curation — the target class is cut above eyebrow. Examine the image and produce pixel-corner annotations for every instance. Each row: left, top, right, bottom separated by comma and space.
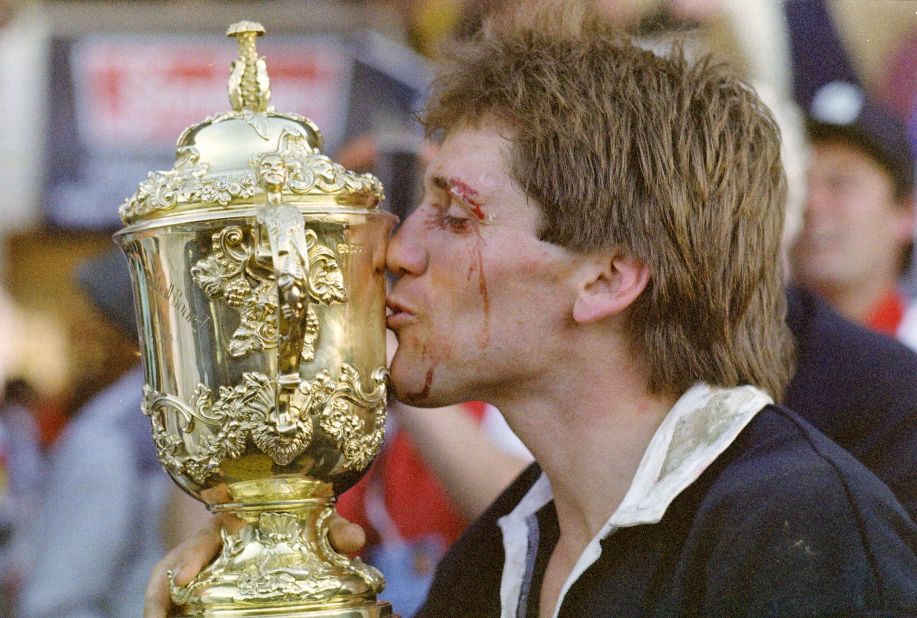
427, 174, 493, 223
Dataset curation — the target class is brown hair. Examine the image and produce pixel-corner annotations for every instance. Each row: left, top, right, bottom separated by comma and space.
422, 2, 795, 399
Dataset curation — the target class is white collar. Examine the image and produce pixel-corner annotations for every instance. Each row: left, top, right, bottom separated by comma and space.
497, 382, 772, 618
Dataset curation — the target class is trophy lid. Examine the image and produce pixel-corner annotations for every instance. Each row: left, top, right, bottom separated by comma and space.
119, 21, 384, 226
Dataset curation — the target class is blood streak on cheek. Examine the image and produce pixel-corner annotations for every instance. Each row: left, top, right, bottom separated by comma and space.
412, 367, 436, 400
407, 327, 439, 400
471, 227, 490, 347
444, 179, 490, 343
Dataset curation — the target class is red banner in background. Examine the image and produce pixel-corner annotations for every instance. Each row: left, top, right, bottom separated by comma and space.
70, 35, 353, 153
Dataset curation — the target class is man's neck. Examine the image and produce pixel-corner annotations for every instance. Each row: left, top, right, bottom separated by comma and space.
496, 347, 677, 550
498, 353, 675, 618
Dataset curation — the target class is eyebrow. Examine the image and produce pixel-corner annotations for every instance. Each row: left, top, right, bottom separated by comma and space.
431, 175, 450, 191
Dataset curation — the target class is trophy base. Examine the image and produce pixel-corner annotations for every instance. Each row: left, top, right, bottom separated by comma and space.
169, 498, 389, 617
170, 600, 394, 617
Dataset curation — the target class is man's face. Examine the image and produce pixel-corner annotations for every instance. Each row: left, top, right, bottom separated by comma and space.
385, 124, 576, 407
791, 139, 913, 292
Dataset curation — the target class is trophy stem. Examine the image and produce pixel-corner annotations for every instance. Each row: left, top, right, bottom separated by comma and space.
168, 498, 390, 617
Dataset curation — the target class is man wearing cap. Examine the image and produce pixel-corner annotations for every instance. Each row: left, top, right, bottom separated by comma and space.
792, 80, 917, 350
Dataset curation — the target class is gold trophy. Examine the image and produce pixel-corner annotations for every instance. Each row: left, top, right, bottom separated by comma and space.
116, 21, 395, 617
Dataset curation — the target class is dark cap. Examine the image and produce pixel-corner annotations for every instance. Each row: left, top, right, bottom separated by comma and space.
807, 81, 914, 199
76, 247, 137, 340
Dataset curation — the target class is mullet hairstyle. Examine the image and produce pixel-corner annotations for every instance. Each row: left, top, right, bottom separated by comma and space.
421, 2, 795, 399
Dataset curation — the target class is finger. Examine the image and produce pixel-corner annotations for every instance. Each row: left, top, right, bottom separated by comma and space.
171, 516, 227, 586
144, 515, 236, 616
144, 557, 175, 618
329, 513, 367, 555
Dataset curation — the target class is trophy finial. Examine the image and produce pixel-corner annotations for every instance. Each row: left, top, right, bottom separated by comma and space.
227, 20, 271, 113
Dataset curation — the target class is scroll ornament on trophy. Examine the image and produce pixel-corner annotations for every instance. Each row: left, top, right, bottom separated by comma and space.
116, 21, 397, 617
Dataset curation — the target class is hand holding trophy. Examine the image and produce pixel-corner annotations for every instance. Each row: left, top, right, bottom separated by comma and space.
117, 21, 395, 617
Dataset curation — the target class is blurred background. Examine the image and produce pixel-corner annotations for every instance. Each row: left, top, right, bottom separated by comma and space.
0, 1, 913, 616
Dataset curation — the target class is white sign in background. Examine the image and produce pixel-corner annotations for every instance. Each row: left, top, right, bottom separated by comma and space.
70, 34, 354, 155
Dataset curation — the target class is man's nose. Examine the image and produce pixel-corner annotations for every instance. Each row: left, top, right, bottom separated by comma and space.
386, 209, 428, 278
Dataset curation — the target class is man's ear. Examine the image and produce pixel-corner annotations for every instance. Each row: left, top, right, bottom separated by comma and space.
572, 253, 650, 325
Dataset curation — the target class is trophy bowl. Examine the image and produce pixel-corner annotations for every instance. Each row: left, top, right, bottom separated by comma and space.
115, 22, 395, 617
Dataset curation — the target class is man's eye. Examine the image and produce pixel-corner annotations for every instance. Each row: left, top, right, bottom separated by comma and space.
443, 201, 478, 231
442, 214, 473, 233
424, 203, 475, 233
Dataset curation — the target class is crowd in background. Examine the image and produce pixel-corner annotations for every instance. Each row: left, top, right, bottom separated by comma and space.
0, 1, 914, 616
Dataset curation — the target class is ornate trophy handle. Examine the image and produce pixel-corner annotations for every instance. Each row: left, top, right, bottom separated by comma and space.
254, 153, 311, 435
231, 23, 305, 420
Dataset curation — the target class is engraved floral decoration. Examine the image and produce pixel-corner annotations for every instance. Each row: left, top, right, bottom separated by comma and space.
142, 373, 272, 483
142, 364, 388, 484
118, 128, 383, 224
169, 507, 383, 606
119, 145, 257, 223
277, 129, 384, 199
189, 225, 345, 361
295, 365, 390, 471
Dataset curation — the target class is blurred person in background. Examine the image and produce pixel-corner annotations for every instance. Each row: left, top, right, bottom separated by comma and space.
16, 249, 175, 618
0, 285, 69, 614
791, 82, 917, 350
783, 0, 917, 294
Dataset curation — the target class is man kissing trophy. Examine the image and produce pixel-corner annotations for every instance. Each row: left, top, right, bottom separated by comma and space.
116, 21, 395, 617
